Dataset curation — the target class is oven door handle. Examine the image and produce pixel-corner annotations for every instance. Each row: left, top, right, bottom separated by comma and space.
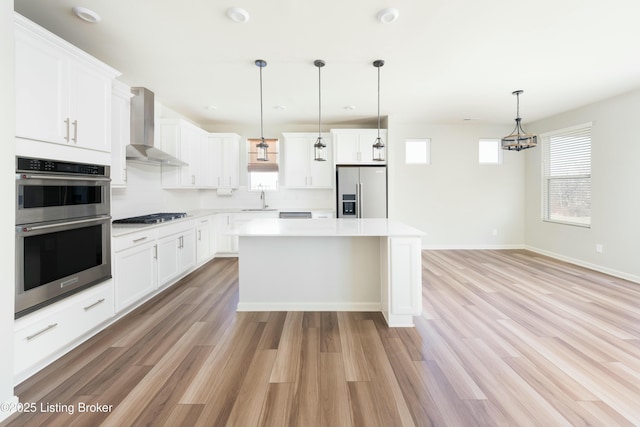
16, 173, 111, 182
18, 215, 111, 232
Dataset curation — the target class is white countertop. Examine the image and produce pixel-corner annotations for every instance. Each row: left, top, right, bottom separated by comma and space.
232, 218, 425, 237
111, 208, 335, 237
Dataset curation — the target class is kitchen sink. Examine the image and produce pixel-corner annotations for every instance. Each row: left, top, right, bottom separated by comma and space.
241, 208, 278, 211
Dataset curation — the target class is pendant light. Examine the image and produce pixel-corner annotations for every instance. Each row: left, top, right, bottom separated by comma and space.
372, 59, 385, 161
501, 90, 537, 151
313, 59, 327, 161
255, 59, 269, 161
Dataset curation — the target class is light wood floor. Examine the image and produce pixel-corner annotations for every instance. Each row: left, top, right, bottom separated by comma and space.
3, 250, 640, 426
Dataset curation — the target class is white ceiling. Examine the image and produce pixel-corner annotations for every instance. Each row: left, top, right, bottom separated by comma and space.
14, 0, 640, 129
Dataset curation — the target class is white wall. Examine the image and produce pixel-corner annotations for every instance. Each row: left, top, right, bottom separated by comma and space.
387, 116, 524, 248
524, 90, 640, 282
1, 2, 18, 421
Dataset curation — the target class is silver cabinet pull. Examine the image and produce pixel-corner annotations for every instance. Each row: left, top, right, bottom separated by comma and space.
72, 120, 78, 142
64, 118, 70, 141
84, 298, 105, 311
26, 323, 58, 341
154, 244, 158, 259
133, 236, 148, 243
198, 230, 202, 241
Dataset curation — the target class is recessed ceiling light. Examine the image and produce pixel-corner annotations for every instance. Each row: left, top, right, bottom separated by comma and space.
226, 7, 250, 23
344, 105, 357, 111
72, 6, 101, 23
377, 8, 399, 24
206, 105, 218, 111
273, 105, 287, 110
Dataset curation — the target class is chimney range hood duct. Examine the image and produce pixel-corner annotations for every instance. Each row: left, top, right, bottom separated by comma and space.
126, 87, 188, 166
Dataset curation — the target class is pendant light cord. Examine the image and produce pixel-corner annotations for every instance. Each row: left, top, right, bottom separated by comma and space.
318, 64, 322, 137
377, 64, 381, 139
259, 65, 264, 141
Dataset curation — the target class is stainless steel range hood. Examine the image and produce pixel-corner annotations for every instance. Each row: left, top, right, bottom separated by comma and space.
126, 87, 188, 166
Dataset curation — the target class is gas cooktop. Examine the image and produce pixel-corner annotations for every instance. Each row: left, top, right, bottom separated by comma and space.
113, 212, 188, 225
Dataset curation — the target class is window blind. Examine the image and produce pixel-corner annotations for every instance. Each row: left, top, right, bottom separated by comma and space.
541, 123, 592, 226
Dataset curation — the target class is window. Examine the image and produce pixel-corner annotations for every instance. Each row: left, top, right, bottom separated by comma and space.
247, 138, 279, 191
405, 139, 431, 164
542, 123, 592, 226
478, 139, 502, 164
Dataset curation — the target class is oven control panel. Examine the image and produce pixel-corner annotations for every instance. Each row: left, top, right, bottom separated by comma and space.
17, 157, 106, 176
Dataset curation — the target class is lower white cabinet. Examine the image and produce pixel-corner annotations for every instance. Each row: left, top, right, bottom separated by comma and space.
14, 280, 114, 380
113, 230, 158, 312
157, 223, 197, 286
196, 216, 213, 264
215, 213, 236, 254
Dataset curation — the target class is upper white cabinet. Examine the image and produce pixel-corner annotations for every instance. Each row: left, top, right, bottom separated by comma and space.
111, 81, 132, 187
160, 118, 208, 188
332, 129, 387, 164
282, 132, 333, 189
14, 14, 119, 152
208, 133, 241, 189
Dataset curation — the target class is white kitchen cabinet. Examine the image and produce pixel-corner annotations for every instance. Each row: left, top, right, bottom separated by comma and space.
14, 14, 119, 152
208, 133, 241, 188
111, 80, 132, 187
160, 119, 209, 188
196, 216, 213, 264
332, 129, 387, 164
14, 280, 114, 381
282, 132, 333, 188
157, 222, 196, 286
113, 229, 158, 312
214, 213, 235, 255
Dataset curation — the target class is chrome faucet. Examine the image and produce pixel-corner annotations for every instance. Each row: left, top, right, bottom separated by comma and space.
260, 190, 268, 210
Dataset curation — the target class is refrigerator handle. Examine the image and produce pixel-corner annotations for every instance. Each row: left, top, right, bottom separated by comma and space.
357, 182, 362, 218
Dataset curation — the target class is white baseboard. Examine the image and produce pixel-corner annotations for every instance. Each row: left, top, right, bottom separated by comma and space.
0, 395, 19, 423
237, 302, 381, 312
525, 245, 640, 284
422, 243, 525, 250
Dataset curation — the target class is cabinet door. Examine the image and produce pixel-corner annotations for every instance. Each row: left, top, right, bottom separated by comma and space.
15, 29, 69, 144
214, 214, 234, 254
222, 137, 240, 188
71, 61, 112, 152
284, 136, 310, 187
334, 133, 360, 164
115, 242, 157, 312
157, 235, 181, 286
196, 220, 211, 264
200, 138, 216, 188
180, 230, 197, 272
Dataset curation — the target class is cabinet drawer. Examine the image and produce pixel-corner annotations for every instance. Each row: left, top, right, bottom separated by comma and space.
14, 281, 114, 377
113, 228, 157, 252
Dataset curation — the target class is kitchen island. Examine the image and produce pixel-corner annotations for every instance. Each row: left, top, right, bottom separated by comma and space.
233, 218, 424, 327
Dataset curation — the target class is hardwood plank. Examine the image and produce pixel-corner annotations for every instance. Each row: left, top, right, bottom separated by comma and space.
269, 312, 303, 383
337, 312, 371, 382
319, 353, 353, 427
226, 349, 277, 427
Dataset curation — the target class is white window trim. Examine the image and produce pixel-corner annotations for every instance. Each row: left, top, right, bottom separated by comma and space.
540, 122, 592, 228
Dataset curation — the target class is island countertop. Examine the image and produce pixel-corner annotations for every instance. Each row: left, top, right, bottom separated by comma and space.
231, 218, 425, 237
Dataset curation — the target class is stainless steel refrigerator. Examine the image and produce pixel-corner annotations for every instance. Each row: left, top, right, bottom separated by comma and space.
336, 165, 387, 218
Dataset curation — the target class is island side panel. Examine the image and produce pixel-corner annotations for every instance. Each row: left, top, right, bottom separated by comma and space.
384, 236, 423, 327
237, 235, 381, 311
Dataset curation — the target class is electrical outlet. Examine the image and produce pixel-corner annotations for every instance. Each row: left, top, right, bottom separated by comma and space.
595, 244, 603, 253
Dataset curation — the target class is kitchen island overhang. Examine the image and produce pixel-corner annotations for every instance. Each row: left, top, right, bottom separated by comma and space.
232, 218, 424, 327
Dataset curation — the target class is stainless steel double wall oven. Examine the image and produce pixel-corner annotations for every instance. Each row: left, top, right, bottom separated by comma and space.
15, 157, 112, 318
